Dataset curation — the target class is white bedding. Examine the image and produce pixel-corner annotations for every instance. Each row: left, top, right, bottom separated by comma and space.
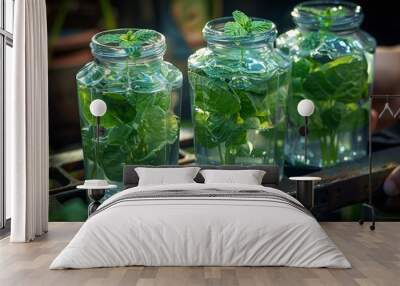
50, 183, 350, 269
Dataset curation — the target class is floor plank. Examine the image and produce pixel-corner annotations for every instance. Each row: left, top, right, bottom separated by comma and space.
0, 222, 399, 286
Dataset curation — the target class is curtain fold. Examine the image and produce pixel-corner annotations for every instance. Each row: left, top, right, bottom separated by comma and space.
9, 0, 49, 242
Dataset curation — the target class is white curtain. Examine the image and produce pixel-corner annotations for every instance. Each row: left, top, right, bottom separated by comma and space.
8, 0, 49, 242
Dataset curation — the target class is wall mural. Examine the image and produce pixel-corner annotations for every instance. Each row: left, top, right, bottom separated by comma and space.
47, 0, 400, 223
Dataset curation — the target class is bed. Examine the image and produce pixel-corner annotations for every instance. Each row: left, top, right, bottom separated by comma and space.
50, 165, 350, 269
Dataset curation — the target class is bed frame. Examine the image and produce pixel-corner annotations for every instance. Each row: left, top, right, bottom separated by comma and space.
123, 165, 280, 189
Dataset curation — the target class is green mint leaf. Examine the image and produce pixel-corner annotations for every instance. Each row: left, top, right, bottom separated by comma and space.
127, 47, 141, 59
192, 111, 219, 148
292, 57, 315, 78
188, 71, 241, 115
119, 43, 141, 58
232, 10, 251, 29
119, 40, 134, 48
107, 124, 137, 145
119, 30, 135, 42
338, 103, 368, 133
139, 106, 178, 147
99, 143, 128, 182
96, 34, 121, 44
299, 32, 322, 52
320, 105, 342, 130
100, 93, 137, 127
134, 29, 157, 43
224, 21, 247, 36
224, 10, 271, 36
97, 29, 158, 52
250, 21, 272, 33
118, 29, 158, 58
234, 90, 257, 119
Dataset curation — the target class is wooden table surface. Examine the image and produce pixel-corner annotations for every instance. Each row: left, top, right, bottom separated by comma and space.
0, 222, 399, 286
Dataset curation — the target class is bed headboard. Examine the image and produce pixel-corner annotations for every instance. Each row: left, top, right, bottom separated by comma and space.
123, 165, 280, 189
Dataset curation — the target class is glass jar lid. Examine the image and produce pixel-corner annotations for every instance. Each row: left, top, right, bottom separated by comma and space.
91, 28, 166, 62
292, 1, 363, 32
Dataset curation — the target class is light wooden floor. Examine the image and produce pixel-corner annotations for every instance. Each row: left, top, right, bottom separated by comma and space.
0, 222, 399, 286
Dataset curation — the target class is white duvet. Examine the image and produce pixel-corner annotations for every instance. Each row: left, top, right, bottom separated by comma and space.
50, 183, 350, 269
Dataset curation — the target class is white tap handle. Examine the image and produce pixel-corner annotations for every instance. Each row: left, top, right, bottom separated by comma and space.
297, 99, 315, 117
90, 99, 107, 117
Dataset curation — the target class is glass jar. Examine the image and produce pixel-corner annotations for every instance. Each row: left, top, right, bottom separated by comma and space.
188, 17, 291, 169
77, 29, 182, 184
277, 1, 375, 168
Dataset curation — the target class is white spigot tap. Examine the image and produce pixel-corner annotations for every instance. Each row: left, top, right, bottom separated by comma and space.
89, 99, 107, 179
297, 99, 315, 165
297, 99, 315, 117
90, 99, 107, 117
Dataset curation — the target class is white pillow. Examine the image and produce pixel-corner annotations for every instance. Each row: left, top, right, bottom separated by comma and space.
135, 167, 201, 186
200, 169, 266, 185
